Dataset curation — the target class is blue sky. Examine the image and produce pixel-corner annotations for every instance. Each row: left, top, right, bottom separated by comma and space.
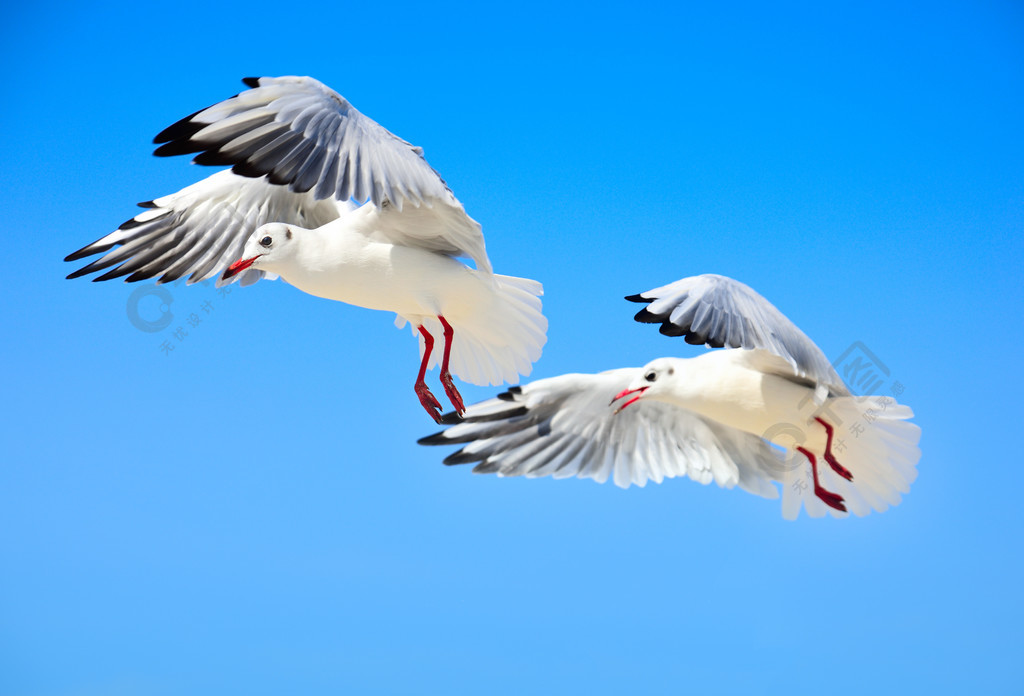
3, 1, 1023, 693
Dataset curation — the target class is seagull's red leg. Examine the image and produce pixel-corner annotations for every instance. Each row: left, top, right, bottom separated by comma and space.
796, 446, 847, 513
437, 316, 466, 416
814, 417, 853, 481
415, 324, 443, 423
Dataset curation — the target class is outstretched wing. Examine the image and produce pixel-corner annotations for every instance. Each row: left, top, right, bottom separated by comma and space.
627, 274, 847, 397
64, 170, 344, 286
151, 75, 491, 272
419, 368, 784, 498
154, 75, 456, 211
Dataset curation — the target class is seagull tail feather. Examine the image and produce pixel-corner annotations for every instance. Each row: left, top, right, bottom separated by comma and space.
780, 395, 921, 520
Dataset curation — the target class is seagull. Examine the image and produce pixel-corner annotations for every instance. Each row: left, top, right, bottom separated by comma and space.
64, 76, 547, 422
420, 274, 921, 519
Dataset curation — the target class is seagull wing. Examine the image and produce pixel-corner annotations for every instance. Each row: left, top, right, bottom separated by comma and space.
362, 201, 490, 273
154, 76, 455, 210
419, 368, 784, 498
152, 75, 490, 272
64, 170, 345, 286
627, 274, 847, 396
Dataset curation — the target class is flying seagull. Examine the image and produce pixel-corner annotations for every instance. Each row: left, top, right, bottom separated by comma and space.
420, 274, 920, 519
65, 76, 547, 421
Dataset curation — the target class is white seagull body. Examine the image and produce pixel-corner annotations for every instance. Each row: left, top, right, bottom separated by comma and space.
420, 274, 921, 519
65, 76, 547, 421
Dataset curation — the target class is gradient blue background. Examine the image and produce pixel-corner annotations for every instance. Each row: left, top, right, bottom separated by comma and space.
3, 1, 1022, 694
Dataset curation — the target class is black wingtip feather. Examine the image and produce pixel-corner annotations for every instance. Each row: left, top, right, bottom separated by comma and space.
443, 450, 485, 466
462, 406, 529, 423
268, 171, 294, 187
242, 77, 261, 88
439, 412, 464, 425
231, 161, 268, 180
658, 322, 687, 337
624, 293, 652, 304
65, 266, 92, 279
633, 308, 663, 324
153, 106, 208, 144
417, 431, 447, 446
497, 386, 524, 401
93, 265, 135, 282
118, 217, 145, 231
126, 268, 163, 283
193, 150, 237, 167
154, 139, 207, 157
64, 242, 112, 263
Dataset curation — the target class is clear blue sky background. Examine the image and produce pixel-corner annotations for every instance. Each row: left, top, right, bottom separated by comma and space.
3, 1, 1022, 694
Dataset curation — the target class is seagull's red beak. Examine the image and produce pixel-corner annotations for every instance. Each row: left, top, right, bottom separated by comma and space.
223, 255, 259, 279
611, 386, 648, 414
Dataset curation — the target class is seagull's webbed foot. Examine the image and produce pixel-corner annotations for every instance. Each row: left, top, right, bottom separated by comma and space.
440, 370, 466, 417
814, 484, 848, 513
796, 446, 847, 513
823, 451, 853, 482
415, 381, 444, 424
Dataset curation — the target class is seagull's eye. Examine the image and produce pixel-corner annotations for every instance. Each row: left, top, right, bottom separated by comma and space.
259, 236, 273, 247
645, 371, 657, 382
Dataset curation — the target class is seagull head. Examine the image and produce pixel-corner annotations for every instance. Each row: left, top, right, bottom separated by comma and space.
610, 358, 679, 414
223, 223, 298, 279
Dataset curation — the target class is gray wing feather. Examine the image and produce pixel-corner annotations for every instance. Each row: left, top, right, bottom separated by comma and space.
628, 274, 847, 396
365, 201, 491, 273
153, 76, 455, 212
64, 170, 344, 286
419, 369, 784, 498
